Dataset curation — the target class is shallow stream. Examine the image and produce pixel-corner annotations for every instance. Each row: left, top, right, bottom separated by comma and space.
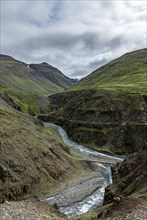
41, 123, 124, 218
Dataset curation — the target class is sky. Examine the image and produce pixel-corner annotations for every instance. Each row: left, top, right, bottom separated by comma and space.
1, 0, 147, 79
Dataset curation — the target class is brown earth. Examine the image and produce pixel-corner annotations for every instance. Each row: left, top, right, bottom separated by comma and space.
0, 197, 67, 220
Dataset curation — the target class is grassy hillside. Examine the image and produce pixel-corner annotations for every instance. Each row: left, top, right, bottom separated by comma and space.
0, 93, 79, 203
70, 48, 147, 94
0, 55, 73, 115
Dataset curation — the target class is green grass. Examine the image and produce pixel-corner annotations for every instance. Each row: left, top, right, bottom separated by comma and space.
7, 92, 42, 115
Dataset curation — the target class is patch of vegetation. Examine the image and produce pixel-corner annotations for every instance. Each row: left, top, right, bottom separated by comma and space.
8, 92, 42, 115
73, 211, 96, 220
44, 128, 53, 137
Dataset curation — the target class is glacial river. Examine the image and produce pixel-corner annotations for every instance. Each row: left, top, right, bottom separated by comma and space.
41, 123, 124, 218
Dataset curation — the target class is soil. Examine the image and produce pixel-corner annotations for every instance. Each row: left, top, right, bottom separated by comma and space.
102, 197, 147, 220
0, 197, 67, 220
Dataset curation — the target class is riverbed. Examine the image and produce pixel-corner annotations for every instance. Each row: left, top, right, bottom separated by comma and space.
40, 123, 124, 218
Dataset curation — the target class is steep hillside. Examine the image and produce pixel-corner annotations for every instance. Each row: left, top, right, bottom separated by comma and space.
38, 49, 147, 154
70, 48, 147, 94
30, 62, 75, 89
0, 93, 78, 203
0, 55, 74, 114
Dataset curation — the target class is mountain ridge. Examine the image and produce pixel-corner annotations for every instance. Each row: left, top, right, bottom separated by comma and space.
69, 48, 147, 94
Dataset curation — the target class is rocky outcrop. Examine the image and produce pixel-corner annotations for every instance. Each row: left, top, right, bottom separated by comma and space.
104, 150, 147, 203
0, 92, 22, 111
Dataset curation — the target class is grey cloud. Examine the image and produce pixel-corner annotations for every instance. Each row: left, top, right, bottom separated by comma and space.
1, 0, 146, 79
89, 59, 107, 70
23, 33, 79, 51
108, 37, 123, 50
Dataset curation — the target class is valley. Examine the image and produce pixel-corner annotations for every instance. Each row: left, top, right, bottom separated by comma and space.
0, 48, 147, 219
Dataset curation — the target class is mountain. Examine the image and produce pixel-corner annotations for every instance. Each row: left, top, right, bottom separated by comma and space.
39, 48, 147, 154
0, 54, 75, 114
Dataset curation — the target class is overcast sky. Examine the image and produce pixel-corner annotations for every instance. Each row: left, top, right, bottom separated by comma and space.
1, 0, 146, 79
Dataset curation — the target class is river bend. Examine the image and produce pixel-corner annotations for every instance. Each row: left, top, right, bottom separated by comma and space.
41, 123, 124, 218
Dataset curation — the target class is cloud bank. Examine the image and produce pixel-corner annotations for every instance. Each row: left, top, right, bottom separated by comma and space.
1, 0, 146, 78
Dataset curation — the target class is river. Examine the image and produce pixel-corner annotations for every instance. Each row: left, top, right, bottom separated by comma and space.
40, 123, 124, 218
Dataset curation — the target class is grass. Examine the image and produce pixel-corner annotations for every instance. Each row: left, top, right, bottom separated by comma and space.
73, 211, 96, 220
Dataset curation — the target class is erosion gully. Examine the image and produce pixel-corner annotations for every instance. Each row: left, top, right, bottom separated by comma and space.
40, 123, 124, 218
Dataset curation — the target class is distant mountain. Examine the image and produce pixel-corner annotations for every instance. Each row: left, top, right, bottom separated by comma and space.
0, 54, 75, 114
69, 78, 79, 84
29, 62, 75, 89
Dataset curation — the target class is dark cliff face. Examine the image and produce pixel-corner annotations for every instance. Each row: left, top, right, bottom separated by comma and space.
38, 89, 147, 155
104, 150, 147, 205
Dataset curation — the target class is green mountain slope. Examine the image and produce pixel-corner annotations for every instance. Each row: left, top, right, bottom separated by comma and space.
70, 48, 147, 94
0, 55, 73, 114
